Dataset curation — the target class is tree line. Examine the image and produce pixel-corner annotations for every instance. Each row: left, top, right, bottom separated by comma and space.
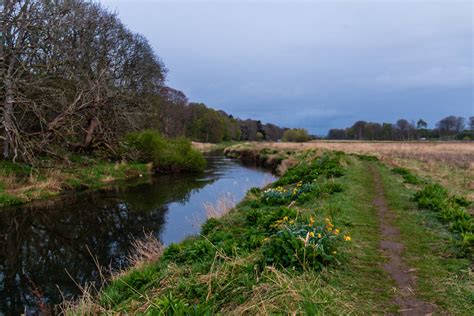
327, 116, 474, 141
1, 0, 285, 163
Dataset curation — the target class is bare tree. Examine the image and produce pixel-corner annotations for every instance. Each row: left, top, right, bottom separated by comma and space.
2, 0, 166, 162
436, 116, 465, 137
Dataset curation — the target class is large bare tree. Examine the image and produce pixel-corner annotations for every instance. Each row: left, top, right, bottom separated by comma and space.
1, 0, 166, 162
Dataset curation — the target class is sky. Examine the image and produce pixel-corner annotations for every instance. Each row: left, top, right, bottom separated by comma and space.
100, 0, 473, 135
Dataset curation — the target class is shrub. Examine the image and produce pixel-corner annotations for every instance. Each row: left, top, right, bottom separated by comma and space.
282, 128, 311, 142
124, 130, 206, 172
262, 216, 349, 270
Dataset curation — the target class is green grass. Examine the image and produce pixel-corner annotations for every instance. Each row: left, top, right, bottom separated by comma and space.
68, 153, 397, 314
64, 149, 473, 314
312, 158, 397, 314
378, 163, 473, 314
0, 158, 152, 207
66, 161, 151, 189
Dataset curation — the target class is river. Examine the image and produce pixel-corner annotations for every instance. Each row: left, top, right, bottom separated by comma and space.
0, 154, 276, 315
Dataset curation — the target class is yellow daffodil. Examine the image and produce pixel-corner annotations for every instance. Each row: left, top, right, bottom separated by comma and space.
309, 232, 315, 237
317, 233, 322, 238
334, 229, 340, 235
344, 235, 351, 241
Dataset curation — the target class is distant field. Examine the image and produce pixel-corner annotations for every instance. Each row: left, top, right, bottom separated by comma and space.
230, 141, 474, 198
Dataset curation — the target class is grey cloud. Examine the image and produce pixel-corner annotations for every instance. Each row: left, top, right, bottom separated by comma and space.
99, 0, 473, 134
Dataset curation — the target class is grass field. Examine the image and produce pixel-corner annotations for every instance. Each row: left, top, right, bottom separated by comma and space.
63, 143, 473, 315
228, 141, 474, 198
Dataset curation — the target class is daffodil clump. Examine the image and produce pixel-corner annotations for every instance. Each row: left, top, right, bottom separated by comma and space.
262, 181, 314, 206
262, 215, 351, 270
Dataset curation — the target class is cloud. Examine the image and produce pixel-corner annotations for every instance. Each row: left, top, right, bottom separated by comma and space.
375, 66, 473, 89
99, 0, 473, 134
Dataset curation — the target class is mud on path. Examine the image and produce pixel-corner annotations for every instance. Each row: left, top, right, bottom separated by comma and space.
369, 165, 435, 315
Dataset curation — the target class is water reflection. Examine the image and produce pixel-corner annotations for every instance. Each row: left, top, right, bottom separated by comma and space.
0, 155, 275, 314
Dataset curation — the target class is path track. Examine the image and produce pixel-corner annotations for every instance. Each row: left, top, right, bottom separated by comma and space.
369, 164, 435, 315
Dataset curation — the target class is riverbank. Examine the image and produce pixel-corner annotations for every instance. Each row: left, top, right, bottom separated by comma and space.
225, 141, 474, 198
0, 158, 153, 207
1, 154, 275, 314
64, 145, 472, 314
0, 133, 210, 208
192, 140, 243, 153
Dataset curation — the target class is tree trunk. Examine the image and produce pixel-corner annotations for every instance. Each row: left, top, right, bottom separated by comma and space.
84, 117, 99, 148
3, 78, 14, 159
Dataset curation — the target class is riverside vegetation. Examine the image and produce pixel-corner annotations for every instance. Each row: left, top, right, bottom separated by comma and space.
2, 0, 283, 208
64, 144, 473, 314
0, 131, 205, 207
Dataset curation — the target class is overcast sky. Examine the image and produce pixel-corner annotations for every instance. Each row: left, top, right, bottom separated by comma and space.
100, 0, 473, 134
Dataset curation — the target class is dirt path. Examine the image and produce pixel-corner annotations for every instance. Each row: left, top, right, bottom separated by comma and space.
369, 165, 435, 315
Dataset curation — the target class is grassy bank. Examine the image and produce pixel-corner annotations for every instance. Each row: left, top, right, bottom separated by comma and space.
192, 141, 243, 153
225, 141, 474, 197
64, 145, 473, 314
0, 131, 206, 208
0, 157, 153, 207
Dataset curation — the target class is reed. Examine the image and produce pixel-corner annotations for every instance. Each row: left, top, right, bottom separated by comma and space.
127, 232, 164, 269
202, 193, 236, 219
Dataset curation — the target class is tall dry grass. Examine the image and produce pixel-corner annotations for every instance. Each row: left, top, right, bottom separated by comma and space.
230, 141, 474, 197
191, 141, 217, 152
189, 193, 237, 227
230, 266, 354, 315
203, 193, 236, 219
60, 233, 164, 315
238, 141, 474, 169
127, 232, 164, 269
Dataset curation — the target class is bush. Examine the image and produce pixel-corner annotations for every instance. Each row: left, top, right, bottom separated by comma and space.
124, 130, 206, 172
262, 216, 350, 270
282, 128, 311, 142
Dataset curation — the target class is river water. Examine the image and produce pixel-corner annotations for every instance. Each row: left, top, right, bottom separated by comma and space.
0, 155, 276, 314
